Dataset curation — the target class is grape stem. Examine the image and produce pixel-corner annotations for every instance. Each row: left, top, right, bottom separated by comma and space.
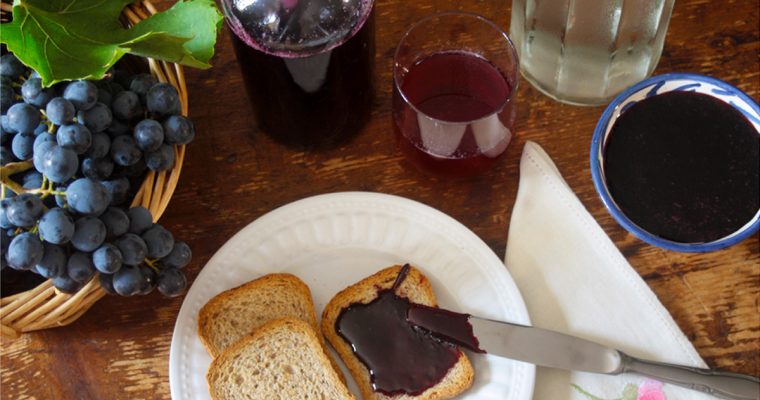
144, 258, 161, 273
0, 161, 65, 197
0, 160, 33, 194
39, 110, 57, 134
37, 175, 64, 199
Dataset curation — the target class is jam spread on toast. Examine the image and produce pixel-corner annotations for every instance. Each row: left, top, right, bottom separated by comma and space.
335, 264, 461, 396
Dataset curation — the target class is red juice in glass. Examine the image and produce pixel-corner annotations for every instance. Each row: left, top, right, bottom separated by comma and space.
392, 13, 519, 177
393, 51, 515, 176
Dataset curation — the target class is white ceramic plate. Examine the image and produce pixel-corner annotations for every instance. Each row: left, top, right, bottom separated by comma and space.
169, 192, 535, 400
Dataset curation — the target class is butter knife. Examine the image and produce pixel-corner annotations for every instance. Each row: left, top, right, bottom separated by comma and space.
407, 305, 760, 400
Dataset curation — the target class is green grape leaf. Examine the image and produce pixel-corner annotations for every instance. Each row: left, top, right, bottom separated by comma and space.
129, 0, 223, 66
0, 0, 223, 86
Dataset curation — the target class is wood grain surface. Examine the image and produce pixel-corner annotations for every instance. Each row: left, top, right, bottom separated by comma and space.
2, 0, 758, 398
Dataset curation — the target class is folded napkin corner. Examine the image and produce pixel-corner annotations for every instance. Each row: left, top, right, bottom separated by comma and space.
504, 141, 711, 400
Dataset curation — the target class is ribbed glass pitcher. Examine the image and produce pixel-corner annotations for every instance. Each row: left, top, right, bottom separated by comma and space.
510, 0, 675, 105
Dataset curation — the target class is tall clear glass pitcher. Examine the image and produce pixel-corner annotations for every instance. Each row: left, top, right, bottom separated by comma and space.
510, 0, 675, 105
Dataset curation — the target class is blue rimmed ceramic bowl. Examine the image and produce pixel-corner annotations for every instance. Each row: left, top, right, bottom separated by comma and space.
590, 73, 760, 252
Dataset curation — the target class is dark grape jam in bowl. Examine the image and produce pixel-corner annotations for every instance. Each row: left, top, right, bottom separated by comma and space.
591, 73, 760, 252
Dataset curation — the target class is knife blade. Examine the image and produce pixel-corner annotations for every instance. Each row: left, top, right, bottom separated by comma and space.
406, 305, 760, 400
468, 315, 622, 374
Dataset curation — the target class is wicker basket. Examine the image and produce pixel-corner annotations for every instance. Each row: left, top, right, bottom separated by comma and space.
0, 0, 189, 340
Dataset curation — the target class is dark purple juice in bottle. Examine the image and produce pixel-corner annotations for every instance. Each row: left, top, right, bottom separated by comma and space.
222, 0, 375, 149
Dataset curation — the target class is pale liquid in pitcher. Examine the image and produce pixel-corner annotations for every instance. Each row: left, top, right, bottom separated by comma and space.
510, 0, 674, 105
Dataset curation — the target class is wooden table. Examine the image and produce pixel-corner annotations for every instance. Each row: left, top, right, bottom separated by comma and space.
2, 0, 758, 398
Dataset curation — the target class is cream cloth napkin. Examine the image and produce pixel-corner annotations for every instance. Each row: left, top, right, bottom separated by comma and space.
504, 141, 716, 400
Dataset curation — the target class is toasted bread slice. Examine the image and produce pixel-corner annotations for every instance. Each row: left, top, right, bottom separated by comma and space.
322, 265, 474, 400
207, 317, 355, 400
198, 273, 320, 358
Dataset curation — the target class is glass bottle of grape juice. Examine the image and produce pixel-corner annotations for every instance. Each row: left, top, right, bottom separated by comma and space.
221, 0, 375, 149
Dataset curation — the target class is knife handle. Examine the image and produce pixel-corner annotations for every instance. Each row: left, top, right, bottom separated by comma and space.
620, 353, 760, 400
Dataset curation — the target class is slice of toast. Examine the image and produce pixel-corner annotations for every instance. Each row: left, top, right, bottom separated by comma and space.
198, 273, 320, 358
207, 317, 355, 400
321, 265, 474, 400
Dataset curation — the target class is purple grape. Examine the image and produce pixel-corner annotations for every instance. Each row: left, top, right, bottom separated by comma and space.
145, 144, 175, 171
146, 83, 180, 116
67, 252, 96, 283
99, 207, 129, 238
116, 233, 147, 265
5, 193, 44, 228
40, 145, 78, 183
110, 135, 141, 166
127, 207, 153, 234
11, 132, 35, 160
138, 265, 157, 295
129, 74, 157, 102
112, 264, 143, 296
112, 90, 142, 121
39, 207, 75, 245
21, 77, 55, 108
85, 132, 110, 158
35, 243, 66, 278
57, 123, 92, 154
157, 268, 186, 297
162, 115, 195, 145
6, 103, 41, 134
161, 241, 192, 269
71, 216, 106, 252
93, 243, 123, 274
77, 102, 112, 133
101, 177, 130, 206
141, 224, 174, 258
66, 178, 111, 216
6, 232, 43, 270
63, 80, 98, 111
133, 119, 164, 152
45, 97, 76, 125
81, 157, 114, 181
99, 272, 118, 295
52, 275, 85, 294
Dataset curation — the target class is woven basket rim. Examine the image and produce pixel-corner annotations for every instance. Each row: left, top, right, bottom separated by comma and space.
0, 0, 190, 339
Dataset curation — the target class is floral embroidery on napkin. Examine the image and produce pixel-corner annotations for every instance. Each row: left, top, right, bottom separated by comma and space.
572, 379, 666, 400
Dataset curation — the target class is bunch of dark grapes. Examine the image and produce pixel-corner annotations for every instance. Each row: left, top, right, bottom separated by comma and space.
1, 53, 193, 297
